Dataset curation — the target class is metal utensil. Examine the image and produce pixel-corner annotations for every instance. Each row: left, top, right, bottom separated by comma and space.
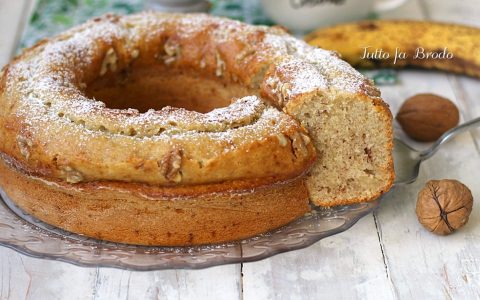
394, 116, 480, 185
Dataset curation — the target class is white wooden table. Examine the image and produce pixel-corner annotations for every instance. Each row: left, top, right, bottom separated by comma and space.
1, 0, 480, 299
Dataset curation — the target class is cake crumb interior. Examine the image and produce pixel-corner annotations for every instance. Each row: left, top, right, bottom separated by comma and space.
290, 92, 393, 206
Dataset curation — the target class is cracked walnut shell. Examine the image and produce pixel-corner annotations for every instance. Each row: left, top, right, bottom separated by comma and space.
416, 179, 473, 235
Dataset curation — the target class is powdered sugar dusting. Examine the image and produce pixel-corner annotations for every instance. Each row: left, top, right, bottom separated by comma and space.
261, 33, 379, 97
1, 12, 377, 185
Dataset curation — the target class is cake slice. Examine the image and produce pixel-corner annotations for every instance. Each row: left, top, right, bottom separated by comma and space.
259, 36, 395, 206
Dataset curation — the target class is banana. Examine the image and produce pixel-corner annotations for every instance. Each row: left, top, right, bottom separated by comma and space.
305, 20, 480, 78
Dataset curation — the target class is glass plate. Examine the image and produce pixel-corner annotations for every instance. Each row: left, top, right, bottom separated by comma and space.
0, 188, 382, 270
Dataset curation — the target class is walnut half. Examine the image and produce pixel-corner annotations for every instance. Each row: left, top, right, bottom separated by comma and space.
100, 48, 118, 76
158, 148, 183, 183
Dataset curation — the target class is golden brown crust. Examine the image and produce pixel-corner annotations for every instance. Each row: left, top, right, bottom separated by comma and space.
0, 157, 310, 246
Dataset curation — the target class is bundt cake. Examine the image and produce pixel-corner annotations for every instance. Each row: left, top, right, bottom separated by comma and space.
0, 13, 394, 246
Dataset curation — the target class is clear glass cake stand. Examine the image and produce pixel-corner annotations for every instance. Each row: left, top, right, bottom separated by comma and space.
0, 187, 383, 270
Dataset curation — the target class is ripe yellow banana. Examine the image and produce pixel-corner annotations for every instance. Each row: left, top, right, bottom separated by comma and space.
305, 20, 480, 78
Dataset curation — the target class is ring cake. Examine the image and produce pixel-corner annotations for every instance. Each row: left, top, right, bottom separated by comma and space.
0, 13, 394, 246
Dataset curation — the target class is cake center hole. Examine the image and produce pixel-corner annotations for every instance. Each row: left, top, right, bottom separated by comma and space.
85, 67, 251, 113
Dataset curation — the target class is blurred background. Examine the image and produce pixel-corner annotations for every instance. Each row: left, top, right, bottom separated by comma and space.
3, 0, 476, 88
2, 0, 478, 60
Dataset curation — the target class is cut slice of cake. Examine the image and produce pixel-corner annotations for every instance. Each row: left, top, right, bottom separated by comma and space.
259, 36, 395, 206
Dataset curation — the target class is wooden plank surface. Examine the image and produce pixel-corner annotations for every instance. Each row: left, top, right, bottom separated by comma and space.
90, 266, 242, 300
378, 70, 480, 299
242, 217, 396, 299
1, 0, 480, 299
374, 1, 480, 298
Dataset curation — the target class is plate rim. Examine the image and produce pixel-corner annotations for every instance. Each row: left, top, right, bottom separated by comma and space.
0, 188, 383, 271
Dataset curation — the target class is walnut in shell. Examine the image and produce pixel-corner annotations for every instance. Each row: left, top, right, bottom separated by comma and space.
396, 94, 459, 142
416, 179, 473, 235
